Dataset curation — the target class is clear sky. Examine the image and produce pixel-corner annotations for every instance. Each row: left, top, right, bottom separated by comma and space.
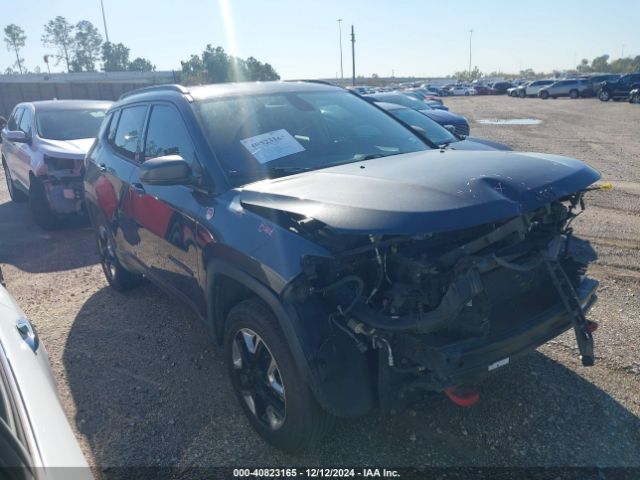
2, 0, 639, 79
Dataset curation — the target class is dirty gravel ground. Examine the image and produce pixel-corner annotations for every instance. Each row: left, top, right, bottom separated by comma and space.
0, 96, 639, 475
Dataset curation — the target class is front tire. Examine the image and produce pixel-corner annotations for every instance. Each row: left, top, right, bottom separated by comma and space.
29, 177, 57, 230
570, 89, 579, 99
2, 160, 27, 202
519, 90, 526, 98
599, 90, 610, 101
540, 91, 549, 99
225, 298, 333, 453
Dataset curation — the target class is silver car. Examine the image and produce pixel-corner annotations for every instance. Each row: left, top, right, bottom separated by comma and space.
1, 100, 111, 229
0, 266, 90, 478
538, 79, 590, 99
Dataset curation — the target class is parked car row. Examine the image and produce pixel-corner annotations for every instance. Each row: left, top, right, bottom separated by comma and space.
506, 73, 640, 102
1, 81, 602, 457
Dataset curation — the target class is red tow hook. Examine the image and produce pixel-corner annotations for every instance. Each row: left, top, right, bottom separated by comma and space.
444, 385, 480, 407
586, 320, 598, 333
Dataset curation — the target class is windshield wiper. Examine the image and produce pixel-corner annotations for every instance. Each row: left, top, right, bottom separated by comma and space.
269, 166, 314, 178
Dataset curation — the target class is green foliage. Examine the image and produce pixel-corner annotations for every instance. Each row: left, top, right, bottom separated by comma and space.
454, 66, 482, 82
575, 54, 640, 74
71, 20, 102, 72
4, 24, 26, 74
101, 42, 130, 71
129, 57, 155, 72
180, 45, 280, 85
41, 16, 75, 72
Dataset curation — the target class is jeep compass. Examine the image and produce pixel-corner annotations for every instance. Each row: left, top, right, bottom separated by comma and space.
83, 81, 601, 453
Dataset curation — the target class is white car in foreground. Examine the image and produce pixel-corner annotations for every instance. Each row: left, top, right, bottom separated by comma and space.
2, 100, 111, 229
0, 266, 90, 477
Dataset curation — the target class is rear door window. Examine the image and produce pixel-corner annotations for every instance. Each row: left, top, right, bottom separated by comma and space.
113, 105, 148, 161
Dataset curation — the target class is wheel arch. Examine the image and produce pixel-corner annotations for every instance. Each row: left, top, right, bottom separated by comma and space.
205, 258, 376, 417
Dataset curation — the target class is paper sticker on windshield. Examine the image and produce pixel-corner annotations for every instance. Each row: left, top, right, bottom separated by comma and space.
240, 129, 305, 164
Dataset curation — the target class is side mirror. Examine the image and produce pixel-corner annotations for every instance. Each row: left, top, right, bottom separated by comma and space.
139, 155, 194, 186
444, 125, 456, 134
6, 130, 30, 144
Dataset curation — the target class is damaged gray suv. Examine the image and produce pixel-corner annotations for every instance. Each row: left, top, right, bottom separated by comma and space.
84, 82, 602, 453
2, 100, 111, 229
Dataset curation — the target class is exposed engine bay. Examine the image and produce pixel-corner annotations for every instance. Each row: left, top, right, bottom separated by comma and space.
283, 191, 598, 406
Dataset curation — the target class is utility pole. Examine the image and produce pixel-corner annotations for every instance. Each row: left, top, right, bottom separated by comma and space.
468, 29, 473, 80
622, 44, 625, 58
100, 0, 110, 43
337, 19, 344, 80
351, 25, 356, 86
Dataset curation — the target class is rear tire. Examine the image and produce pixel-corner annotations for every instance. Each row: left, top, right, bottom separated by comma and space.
28, 177, 57, 230
599, 90, 610, 102
224, 298, 334, 453
96, 226, 144, 291
2, 160, 27, 202
569, 89, 579, 99
540, 91, 549, 99
519, 90, 526, 98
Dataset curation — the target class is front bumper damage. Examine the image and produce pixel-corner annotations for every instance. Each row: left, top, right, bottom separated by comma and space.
40, 175, 84, 214
377, 276, 597, 410
289, 195, 600, 413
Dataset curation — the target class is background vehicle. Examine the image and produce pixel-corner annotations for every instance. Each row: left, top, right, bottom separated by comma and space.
488, 82, 514, 94
630, 88, 640, 104
583, 74, 621, 97
598, 73, 640, 101
472, 84, 490, 95
507, 86, 520, 97
518, 79, 555, 97
450, 85, 476, 96
0, 266, 90, 477
538, 79, 589, 99
364, 92, 470, 135
1, 100, 112, 229
376, 102, 510, 150
85, 82, 600, 453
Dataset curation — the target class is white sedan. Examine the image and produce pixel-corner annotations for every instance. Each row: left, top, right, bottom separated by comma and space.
450, 86, 476, 96
0, 267, 90, 476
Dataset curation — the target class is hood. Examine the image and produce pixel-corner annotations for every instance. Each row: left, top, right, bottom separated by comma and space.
239, 150, 600, 235
451, 137, 512, 151
421, 109, 466, 124
38, 137, 95, 159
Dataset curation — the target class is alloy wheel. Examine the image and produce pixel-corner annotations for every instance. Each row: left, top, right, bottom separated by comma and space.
232, 328, 286, 430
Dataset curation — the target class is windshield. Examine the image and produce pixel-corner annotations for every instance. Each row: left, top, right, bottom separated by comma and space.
387, 107, 457, 146
195, 90, 427, 186
36, 109, 107, 140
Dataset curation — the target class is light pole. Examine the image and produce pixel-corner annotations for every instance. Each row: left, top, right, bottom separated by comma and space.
351, 25, 356, 87
100, 0, 110, 43
468, 29, 473, 80
337, 19, 344, 80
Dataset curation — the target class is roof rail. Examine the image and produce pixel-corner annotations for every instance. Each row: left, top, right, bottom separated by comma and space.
286, 79, 338, 87
118, 84, 190, 101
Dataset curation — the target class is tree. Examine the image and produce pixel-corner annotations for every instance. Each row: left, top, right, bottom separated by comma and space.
42, 16, 75, 72
128, 57, 155, 72
4, 24, 26, 74
454, 66, 482, 82
180, 45, 280, 85
590, 55, 610, 73
72, 20, 102, 72
102, 42, 130, 71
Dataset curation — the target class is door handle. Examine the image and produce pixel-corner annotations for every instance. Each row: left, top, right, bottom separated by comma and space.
132, 182, 146, 195
16, 317, 39, 352
97, 163, 107, 173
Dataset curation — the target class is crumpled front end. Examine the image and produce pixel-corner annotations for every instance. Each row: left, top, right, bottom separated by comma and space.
284, 192, 599, 412
34, 155, 85, 214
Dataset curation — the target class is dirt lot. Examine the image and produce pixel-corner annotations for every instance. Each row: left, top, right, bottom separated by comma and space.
1, 95, 639, 474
